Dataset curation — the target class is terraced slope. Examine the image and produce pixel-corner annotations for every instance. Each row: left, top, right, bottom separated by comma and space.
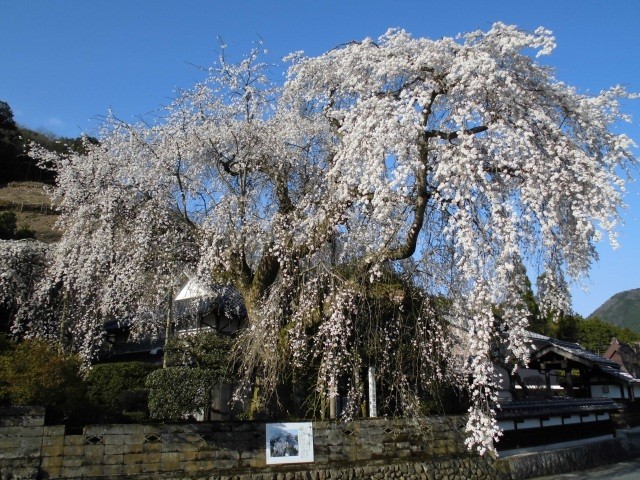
0, 181, 60, 242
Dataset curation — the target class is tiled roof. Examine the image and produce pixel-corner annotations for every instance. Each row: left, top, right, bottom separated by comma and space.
548, 341, 620, 368
497, 397, 621, 420
596, 366, 640, 385
525, 331, 552, 342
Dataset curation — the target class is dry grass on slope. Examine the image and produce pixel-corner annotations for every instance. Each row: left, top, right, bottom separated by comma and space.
0, 182, 61, 243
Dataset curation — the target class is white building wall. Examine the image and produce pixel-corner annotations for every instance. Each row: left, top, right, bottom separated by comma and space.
563, 415, 581, 425
541, 416, 563, 427
498, 420, 516, 431
517, 418, 541, 429
591, 384, 624, 399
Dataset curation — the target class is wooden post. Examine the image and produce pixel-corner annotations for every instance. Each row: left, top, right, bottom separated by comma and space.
566, 370, 574, 397
544, 370, 551, 396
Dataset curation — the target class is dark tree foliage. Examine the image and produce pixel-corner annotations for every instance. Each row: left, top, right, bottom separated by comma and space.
575, 316, 640, 353
0, 101, 17, 130
0, 101, 23, 184
0, 211, 36, 240
85, 361, 158, 422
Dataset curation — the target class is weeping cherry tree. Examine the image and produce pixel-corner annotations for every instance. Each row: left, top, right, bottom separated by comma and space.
22, 23, 636, 454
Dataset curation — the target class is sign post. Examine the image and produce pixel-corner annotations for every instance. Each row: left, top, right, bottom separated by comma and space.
368, 366, 377, 417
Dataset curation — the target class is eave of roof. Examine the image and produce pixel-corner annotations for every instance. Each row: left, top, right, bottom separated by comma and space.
594, 366, 640, 385
497, 397, 621, 420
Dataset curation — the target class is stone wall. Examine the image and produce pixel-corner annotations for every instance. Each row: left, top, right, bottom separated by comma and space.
7, 407, 640, 480
503, 433, 640, 480
0, 406, 47, 480
1, 407, 509, 480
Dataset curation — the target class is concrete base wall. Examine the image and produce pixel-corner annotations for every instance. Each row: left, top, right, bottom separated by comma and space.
501, 433, 640, 480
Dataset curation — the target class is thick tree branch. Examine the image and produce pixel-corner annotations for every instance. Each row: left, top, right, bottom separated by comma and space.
174, 156, 196, 228
384, 144, 431, 262
424, 125, 488, 141
377, 90, 443, 263
273, 171, 295, 215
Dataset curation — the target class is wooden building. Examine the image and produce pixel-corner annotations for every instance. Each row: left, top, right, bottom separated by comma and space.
496, 333, 626, 451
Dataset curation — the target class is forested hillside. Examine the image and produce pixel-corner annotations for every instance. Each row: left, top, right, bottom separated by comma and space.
590, 288, 640, 333
0, 100, 95, 185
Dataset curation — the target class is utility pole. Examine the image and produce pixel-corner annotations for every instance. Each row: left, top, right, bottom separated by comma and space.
163, 286, 174, 368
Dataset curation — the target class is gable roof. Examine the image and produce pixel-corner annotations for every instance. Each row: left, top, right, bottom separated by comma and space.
524, 330, 620, 368
175, 278, 215, 301
530, 341, 620, 370
174, 278, 247, 321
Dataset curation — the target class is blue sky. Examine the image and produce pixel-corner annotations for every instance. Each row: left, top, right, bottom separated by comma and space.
2, 0, 639, 316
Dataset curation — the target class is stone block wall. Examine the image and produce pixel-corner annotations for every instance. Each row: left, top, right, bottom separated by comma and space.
0, 406, 48, 479
0, 407, 508, 480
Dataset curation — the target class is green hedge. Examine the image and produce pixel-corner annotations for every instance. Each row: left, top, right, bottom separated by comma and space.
146, 366, 220, 421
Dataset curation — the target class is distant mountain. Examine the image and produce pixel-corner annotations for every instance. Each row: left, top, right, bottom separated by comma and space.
589, 288, 640, 333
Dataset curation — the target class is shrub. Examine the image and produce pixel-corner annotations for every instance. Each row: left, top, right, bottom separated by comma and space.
0, 211, 35, 240
164, 331, 233, 375
0, 333, 11, 354
85, 361, 157, 422
0, 339, 89, 424
0, 212, 17, 239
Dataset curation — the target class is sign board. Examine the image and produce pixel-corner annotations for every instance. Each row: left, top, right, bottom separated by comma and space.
265, 422, 314, 465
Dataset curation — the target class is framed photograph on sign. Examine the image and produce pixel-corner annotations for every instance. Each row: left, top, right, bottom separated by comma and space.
265, 422, 314, 465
